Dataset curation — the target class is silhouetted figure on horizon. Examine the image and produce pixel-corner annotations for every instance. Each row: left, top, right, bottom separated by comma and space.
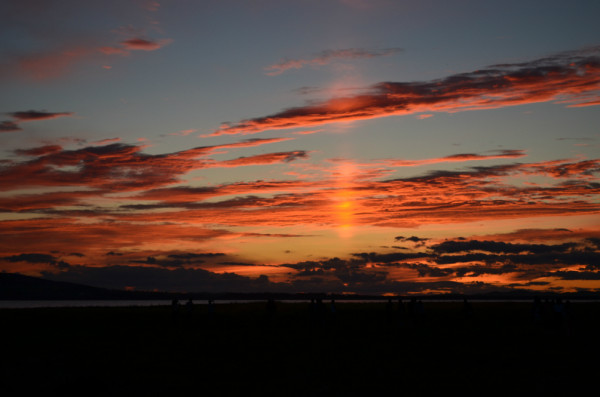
408, 297, 417, 323
543, 299, 552, 327
266, 298, 277, 323
330, 299, 336, 319
531, 296, 543, 326
564, 300, 573, 334
553, 298, 566, 331
462, 298, 473, 321
397, 298, 406, 327
416, 300, 425, 323
171, 298, 180, 323
386, 298, 394, 326
309, 298, 316, 323
316, 298, 325, 325
184, 298, 193, 322
207, 299, 215, 320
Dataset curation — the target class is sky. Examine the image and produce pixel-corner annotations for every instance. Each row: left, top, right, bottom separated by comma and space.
1, 0, 599, 295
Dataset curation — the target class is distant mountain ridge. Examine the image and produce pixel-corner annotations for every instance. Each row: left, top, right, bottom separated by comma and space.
3, 272, 600, 301
0, 273, 168, 300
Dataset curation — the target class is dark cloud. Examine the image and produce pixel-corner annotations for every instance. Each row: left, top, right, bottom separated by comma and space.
398, 262, 519, 278
216, 151, 309, 167
556, 137, 594, 141
8, 110, 74, 121
3, 253, 58, 264
0, 121, 21, 132
41, 265, 280, 293
15, 145, 63, 156
352, 252, 431, 263
395, 236, 430, 243
394, 236, 430, 247
431, 240, 578, 255
547, 271, 600, 280
129, 252, 231, 268
433, 250, 600, 268
2, 253, 70, 269
586, 238, 600, 249
17, 237, 600, 294
0, 190, 101, 212
401, 263, 454, 278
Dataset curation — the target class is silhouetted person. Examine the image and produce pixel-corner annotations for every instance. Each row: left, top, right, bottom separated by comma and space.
397, 298, 406, 327
170, 298, 180, 323
184, 298, 193, 322
543, 299, 552, 327
316, 298, 325, 325
416, 300, 425, 322
266, 298, 277, 322
309, 298, 316, 323
408, 297, 417, 321
462, 298, 473, 320
207, 299, 215, 320
553, 298, 566, 331
330, 299, 336, 318
386, 298, 394, 326
564, 300, 573, 334
531, 296, 543, 325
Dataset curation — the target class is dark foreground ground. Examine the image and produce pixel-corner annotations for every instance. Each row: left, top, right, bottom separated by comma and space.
2, 300, 599, 396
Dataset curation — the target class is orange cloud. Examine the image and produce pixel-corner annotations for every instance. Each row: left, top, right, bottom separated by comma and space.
120, 37, 172, 51
214, 47, 600, 136
385, 150, 526, 167
1, 139, 304, 192
16, 47, 91, 81
107, 157, 600, 230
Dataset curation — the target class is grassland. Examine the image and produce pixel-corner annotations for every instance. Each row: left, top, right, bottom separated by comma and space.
2, 300, 599, 396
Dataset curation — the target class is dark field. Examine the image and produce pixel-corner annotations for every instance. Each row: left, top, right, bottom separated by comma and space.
2, 300, 600, 396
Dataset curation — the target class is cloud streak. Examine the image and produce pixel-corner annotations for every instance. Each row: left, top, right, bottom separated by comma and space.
8, 110, 74, 121
1, 110, 73, 132
0, 138, 306, 193
385, 150, 526, 167
215, 47, 600, 136
100, 37, 173, 55
0, 121, 21, 132
264, 47, 403, 75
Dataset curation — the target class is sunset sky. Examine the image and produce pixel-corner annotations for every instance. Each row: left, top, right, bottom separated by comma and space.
1, 0, 599, 295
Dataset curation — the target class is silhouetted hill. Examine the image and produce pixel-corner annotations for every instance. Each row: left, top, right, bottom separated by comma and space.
0, 273, 170, 300
2, 272, 599, 301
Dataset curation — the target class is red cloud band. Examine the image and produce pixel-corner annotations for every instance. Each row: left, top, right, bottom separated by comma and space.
215, 48, 600, 136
